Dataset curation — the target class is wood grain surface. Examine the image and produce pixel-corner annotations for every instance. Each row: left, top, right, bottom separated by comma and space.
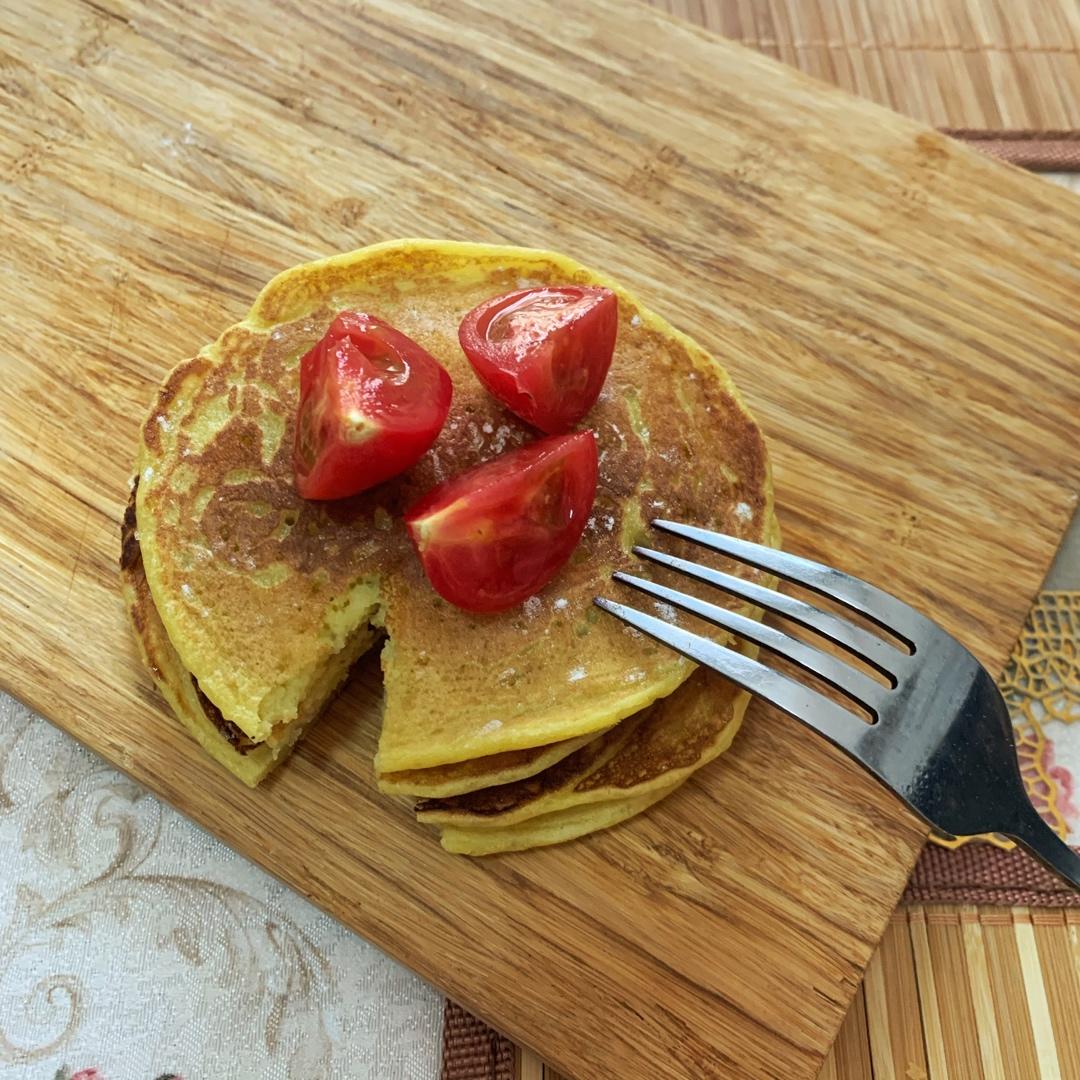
1, 2, 1079, 1077
647, 0, 1080, 131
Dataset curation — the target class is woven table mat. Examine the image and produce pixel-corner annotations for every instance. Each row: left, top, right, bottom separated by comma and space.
907, 844, 1078, 908
441, 1001, 515, 1080
944, 130, 1080, 171
647, 0, 1080, 144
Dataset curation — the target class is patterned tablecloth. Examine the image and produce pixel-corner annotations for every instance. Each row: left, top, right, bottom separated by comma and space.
2, 174, 1078, 1080
0, 695, 442, 1080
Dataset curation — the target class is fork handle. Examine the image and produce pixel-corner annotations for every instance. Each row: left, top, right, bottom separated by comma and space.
1006, 802, 1080, 890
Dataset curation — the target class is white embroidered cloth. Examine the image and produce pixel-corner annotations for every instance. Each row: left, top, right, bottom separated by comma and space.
0, 694, 441, 1080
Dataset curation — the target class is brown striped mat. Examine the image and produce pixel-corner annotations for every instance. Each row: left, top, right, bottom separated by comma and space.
907, 843, 1078, 909
821, 907, 1080, 1080
945, 131, 1080, 171
441, 1000, 516, 1080
646, 0, 1080, 144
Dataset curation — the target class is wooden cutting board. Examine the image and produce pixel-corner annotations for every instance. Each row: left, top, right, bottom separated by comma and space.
1, 2, 1078, 1077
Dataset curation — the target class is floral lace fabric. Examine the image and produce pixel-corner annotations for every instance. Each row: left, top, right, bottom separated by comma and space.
929, 592, 1080, 852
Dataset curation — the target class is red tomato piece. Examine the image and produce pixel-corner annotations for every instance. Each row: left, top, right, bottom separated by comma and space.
404, 431, 599, 613
458, 286, 617, 433
293, 311, 452, 500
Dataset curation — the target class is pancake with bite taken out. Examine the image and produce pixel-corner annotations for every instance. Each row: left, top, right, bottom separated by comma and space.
126, 239, 775, 811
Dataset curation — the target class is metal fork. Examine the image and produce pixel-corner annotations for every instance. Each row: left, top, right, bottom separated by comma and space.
595, 520, 1080, 890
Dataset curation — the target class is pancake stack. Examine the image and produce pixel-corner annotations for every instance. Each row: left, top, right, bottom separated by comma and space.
124, 240, 777, 853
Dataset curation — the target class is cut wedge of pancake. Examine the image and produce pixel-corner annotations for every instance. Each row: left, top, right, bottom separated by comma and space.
131, 239, 774, 798
126, 467, 585, 791
121, 483, 379, 785
416, 631, 765, 853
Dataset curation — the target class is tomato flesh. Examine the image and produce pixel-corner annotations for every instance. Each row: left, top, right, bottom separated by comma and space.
404, 431, 599, 612
294, 311, 452, 500
458, 286, 617, 433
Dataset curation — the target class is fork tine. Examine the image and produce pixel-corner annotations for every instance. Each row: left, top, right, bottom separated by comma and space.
613, 571, 885, 712
594, 598, 869, 754
653, 520, 934, 649
634, 546, 905, 680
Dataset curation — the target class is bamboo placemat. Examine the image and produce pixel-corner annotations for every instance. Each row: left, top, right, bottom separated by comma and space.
648, 0, 1080, 136
821, 908, 1080, 1080
506, 910, 1080, 1079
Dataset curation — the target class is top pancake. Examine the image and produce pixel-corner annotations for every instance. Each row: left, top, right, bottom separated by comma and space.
136, 240, 772, 772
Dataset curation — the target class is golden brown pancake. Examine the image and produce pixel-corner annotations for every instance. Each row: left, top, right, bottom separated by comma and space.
121, 482, 379, 785
415, 635, 765, 854
132, 240, 773, 795
438, 784, 682, 857
125, 477, 585, 791
376, 730, 607, 797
